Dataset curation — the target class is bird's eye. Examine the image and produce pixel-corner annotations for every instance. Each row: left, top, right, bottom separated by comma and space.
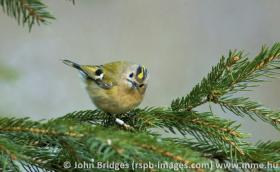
95, 69, 103, 76
139, 84, 144, 88
129, 73, 134, 78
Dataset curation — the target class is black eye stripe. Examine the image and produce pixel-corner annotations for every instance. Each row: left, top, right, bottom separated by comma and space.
136, 66, 142, 75
135, 65, 148, 80
95, 69, 103, 76
129, 73, 134, 78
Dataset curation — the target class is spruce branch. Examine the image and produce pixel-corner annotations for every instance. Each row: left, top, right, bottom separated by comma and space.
0, 0, 55, 31
130, 108, 249, 161
256, 141, 280, 153
217, 97, 280, 129
170, 138, 231, 162
59, 107, 277, 165
0, 116, 215, 172
59, 108, 250, 163
171, 43, 280, 128
0, 138, 20, 171
0, 0, 74, 31
169, 138, 280, 166
249, 141, 280, 167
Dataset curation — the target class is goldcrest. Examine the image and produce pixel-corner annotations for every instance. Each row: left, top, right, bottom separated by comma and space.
63, 60, 149, 114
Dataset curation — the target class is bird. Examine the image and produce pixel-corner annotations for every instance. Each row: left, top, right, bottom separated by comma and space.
62, 60, 149, 114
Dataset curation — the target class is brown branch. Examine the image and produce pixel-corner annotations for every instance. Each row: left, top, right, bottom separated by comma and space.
0, 126, 83, 137
19, 0, 45, 23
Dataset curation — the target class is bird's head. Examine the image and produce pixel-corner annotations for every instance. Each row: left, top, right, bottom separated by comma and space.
123, 64, 149, 92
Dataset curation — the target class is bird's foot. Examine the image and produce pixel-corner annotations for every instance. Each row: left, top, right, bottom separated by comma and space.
115, 118, 134, 130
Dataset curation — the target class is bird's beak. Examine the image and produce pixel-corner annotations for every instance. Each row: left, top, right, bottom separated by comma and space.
132, 81, 139, 89
127, 79, 140, 89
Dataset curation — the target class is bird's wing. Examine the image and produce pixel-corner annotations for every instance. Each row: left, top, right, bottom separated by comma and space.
62, 59, 127, 89
80, 65, 117, 89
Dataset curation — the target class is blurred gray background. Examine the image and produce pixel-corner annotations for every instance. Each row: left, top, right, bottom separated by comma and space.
0, 0, 279, 142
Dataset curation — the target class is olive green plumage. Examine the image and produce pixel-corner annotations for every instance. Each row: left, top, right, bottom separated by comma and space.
63, 60, 149, 114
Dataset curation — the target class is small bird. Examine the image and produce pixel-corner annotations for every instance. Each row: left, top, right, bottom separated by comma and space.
62, 60, 149, 114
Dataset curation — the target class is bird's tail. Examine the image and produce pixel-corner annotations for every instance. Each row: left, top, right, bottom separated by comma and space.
62, 59, 82, 70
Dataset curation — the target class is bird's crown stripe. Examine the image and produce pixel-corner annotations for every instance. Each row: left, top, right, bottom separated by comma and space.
138, 66, 145, 79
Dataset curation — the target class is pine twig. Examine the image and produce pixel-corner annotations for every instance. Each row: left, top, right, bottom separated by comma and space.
171, 43, 280, 129
0, 0, 75, 31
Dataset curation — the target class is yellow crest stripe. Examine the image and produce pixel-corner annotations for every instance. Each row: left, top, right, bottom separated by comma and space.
138, 66, 145, 79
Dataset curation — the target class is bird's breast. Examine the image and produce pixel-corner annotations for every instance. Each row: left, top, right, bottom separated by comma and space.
85, 81, 144, 114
